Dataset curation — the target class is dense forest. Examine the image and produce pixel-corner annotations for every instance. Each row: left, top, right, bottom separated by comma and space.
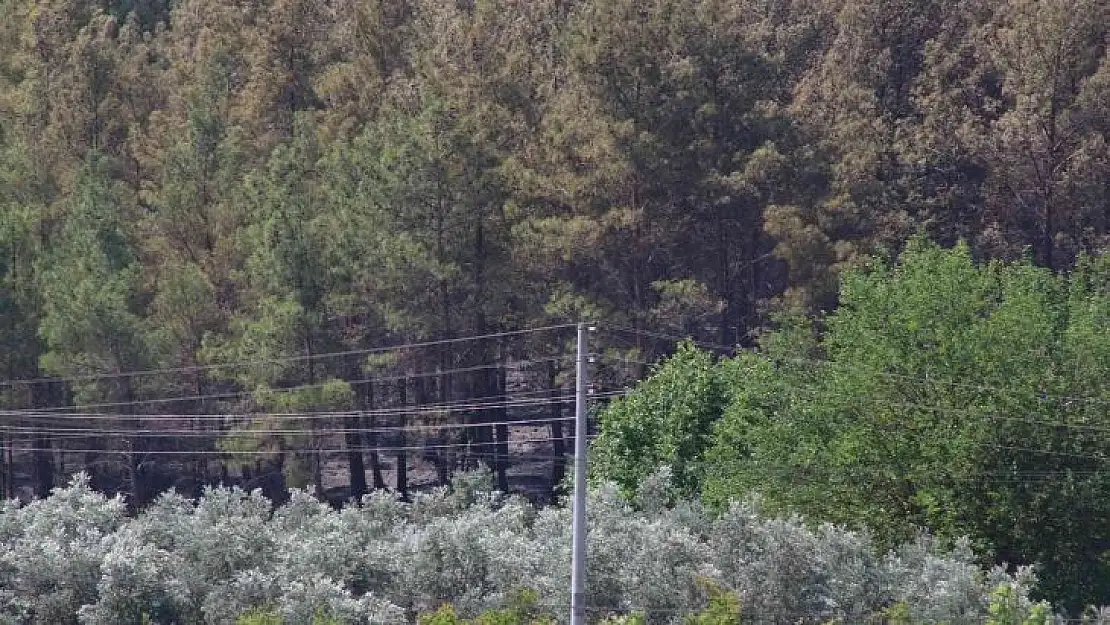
0, 0, 1108, 614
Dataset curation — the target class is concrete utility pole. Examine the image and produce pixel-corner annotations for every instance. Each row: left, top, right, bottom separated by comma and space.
571, 322, 590, 625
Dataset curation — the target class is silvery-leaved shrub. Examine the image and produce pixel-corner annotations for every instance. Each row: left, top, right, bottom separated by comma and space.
0, 474, 126, 625
0, 469, 1070, 624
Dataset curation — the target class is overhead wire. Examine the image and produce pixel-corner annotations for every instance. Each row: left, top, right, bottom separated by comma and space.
22, 355, 577, 413
593, 349, 1110, 445
12, 344, 1110, 458
18, 321, 1110, 483
593, 349, 1110, 477
6, 326, 1109, 475
0, 414, 579, 438
599, 323, 737, 353
0, 389, 628, 423
0, 389, 627, 446
0, 323, 578, 388
1, 391, 579, 421
0, 434, 601, 456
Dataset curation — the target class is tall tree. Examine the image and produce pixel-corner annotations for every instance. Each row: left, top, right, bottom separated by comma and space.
0, 140, 48, 497
37, 153, 165, 505
516, 0, 810, 346
323, 81, 512, 476
980, 0, 1110, 270
239, 0, 334, 147
204, 118, 352, 495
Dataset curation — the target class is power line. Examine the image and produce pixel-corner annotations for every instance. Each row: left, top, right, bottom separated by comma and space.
599, 324, 737, 353
0, 324, 578, 388
0, 391, 627, 443
0, 415, 578, 438
14, 362, 1110, 466
1, 434, 600, 456
745, 382, 1110, 441
20, 356, 577, 413
1, 392, 577, 421
780, 355, 1110, 409
0, 389, 629, 422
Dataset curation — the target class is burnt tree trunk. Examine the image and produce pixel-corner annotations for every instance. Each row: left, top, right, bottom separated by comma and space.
365, 378, 385, 490
494, 363, 509, 493
434, 362, 452, 486
345, 415, 367, 500
345, 358, 367, 500
305, 341, 324, 497
468, 353, 494, 473
395, 375, 408, 499
122, 376, 147, 510
414, 373, 433, 490
31, 382, 55, 498
548, 363, 566, 496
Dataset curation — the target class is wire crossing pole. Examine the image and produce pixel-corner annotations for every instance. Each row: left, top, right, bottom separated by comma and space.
571, 322, 589, 625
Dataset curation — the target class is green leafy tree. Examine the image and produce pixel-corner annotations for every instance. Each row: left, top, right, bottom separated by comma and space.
592, 342, 728, 499
706, 239, 1110, 609
684, 583, 742, 625
322, 62, 521, 486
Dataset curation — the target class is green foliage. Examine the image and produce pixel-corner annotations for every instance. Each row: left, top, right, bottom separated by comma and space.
601, 241, 1110, 610
684, 583, 742, 625
592, 342, 727, 498
985, 584, 1053, 625
876, 602, 913, 625
418, 591, 555, 625
598, 614, 645, 625
236, 608, 343, 625
236, 609, 284, 625
37, 153, 165, 403
1, 472, 1040, 625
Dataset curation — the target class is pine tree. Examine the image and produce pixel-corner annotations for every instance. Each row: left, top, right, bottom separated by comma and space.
980, 0, 1110, 269
37, 153, 165, 505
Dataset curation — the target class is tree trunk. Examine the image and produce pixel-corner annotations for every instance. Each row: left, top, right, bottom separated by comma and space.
345, 364, 368, 499
305, 336, 324, 497
741, 226, 759, 347
435, 362, 452, 486
549, 363, 566, 497
123, 376, 145, 510
395, 376, 408, 499
494, 363, 509, 493
717, 206, 734, 347
470, 216, 494, 472
3, 350, 16, 499
31, 382, 54, 498
365, 378, 385, 490
469, 364, 493, 472
1, 435, 10, 500
345, 412, 367, 500
414, 373, 432, 490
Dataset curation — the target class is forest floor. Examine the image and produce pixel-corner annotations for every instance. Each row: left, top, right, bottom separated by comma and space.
320, 423, 562, 505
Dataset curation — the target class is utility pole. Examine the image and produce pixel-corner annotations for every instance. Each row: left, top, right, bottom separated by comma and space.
571, 322, 590, 625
